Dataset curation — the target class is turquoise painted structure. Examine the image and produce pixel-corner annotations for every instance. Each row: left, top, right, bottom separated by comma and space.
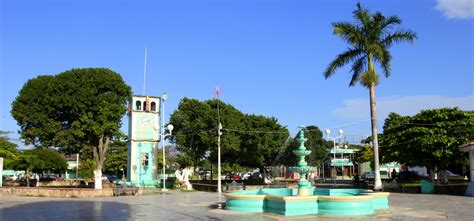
127, 95, 162, 187
225, 188, 389, 216
288, 126, 314, 196
224, 127, 390, 216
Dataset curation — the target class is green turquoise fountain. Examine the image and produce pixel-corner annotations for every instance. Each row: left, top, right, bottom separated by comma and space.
289, 126, 314, 196
224, 126, 390, 216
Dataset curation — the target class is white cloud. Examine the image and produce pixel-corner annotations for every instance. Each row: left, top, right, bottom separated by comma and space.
332, 95, 474, 121
435, 0, 474, 19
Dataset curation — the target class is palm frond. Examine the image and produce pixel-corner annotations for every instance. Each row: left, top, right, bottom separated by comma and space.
333, 22, 364, 46
371, 45, 392, 78
381, 15, 402, 31
324, 2, 416, 87
381, 47, 392, 77
324, 48, 363, 79
349, 56, 367, 86
354, 2, 370, 29
382, 29, 417, 47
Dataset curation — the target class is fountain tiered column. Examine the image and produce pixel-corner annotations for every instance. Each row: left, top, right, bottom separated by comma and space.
289, 126, 315, 196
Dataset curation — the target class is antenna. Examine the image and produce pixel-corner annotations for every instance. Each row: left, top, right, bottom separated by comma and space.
142, 44, 148, 95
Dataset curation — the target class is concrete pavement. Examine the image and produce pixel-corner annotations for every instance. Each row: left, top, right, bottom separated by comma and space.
1, 190, 473, 220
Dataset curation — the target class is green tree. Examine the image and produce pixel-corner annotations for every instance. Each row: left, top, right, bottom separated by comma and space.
170, 98, 214, 168
11, 68, 131, 189
170, 97, 290, 181
79, 159, 96, 186
11, 154, 37, 187
23, 148, 68, 176
279, 126, 329, 167
323, 3, 416, 190
103, 134, 128, 176
237, 114, 289, 180
170, 98, 244, 169
0, 131, 20, 169
353, 141, 374, 164
381, 108, 474, 181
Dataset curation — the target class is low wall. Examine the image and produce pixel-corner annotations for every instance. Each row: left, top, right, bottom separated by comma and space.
0, 187, 118, 198
39, 180, 81, 187
191, 183, 299, 192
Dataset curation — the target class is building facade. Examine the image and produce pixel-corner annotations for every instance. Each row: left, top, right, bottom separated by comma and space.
127, 95, 162, 187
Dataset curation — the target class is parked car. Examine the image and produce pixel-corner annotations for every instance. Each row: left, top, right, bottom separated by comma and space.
436, 170, 465, 180
41, 175, 64, 182
249, 172, 262, 180
241, 173, 251, 180
4, 174, 18, 181
18, 177, 38, 186
228, 173, 241, 180
106, 175, 119, 182
361, 172, 375, 179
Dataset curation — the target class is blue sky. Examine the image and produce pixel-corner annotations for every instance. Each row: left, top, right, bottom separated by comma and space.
1, 0, 473, 145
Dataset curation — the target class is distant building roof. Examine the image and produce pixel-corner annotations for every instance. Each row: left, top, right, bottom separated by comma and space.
459, 141, 474, 152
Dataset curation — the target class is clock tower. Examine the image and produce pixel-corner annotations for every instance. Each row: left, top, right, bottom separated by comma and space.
127, 95, 161, 187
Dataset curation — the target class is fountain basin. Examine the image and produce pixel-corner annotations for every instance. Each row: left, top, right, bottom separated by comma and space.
224, 188, 389, 216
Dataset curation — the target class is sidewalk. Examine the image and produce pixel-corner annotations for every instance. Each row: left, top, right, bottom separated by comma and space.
1, 190, 473, 220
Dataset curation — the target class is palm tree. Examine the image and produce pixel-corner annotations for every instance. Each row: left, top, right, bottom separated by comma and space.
324, 3, 416, 190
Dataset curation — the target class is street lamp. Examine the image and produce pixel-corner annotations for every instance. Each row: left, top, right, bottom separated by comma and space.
161, 123, 174, 191
160, 92, 174, 191
325, 128, 343, 186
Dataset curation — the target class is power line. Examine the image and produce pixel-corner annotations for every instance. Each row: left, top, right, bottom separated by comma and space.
223, 128, 289, 134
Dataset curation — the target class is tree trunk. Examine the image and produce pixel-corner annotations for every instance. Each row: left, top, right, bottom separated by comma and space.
210, 163, 213, 181
26, 168, 30, 188
92, 135, 110, 189
94, 168, 103, 189
369, 84, 383, 191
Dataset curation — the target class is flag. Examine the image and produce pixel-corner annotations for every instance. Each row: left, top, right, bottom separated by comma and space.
215, 84, 221, 99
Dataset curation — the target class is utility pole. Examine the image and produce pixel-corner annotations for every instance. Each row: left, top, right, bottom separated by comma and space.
216, 84, 222, 193
217, 123, 222, 193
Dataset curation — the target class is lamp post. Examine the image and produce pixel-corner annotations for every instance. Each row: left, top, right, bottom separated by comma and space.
160, 92, 174, 191
160, 124, 174, 191
325, 128, 343, 186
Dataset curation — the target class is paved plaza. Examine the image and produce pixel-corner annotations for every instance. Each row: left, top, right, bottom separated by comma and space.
1, 191, 473, 220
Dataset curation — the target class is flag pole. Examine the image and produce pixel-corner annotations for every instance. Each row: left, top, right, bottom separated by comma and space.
216, 85, 222, 193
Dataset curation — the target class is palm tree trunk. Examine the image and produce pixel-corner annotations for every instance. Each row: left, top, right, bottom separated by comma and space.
369, 84, 383, 190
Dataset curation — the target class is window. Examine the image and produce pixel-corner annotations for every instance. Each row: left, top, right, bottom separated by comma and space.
151, 102, 156, 111
141, 153, 149, 166
136, 101, 142, 110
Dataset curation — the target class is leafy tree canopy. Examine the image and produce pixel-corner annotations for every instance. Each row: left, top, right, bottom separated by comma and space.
103, 133, 128, 175
0, 131, 20, 169
11, 68, 131, 189
278, 126, 330, 167
381, 108, 474, 172
169, 97, 289, 172
14, 148, 68, 175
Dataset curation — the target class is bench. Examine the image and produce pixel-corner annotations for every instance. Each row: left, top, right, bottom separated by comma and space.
114, 183, 139, 196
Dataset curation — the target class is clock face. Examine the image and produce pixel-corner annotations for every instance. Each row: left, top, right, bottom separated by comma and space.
141, 117, 151, 126
135, 115, 156, 140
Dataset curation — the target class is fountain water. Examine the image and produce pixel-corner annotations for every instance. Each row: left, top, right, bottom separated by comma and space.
224, 126, 390, 216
